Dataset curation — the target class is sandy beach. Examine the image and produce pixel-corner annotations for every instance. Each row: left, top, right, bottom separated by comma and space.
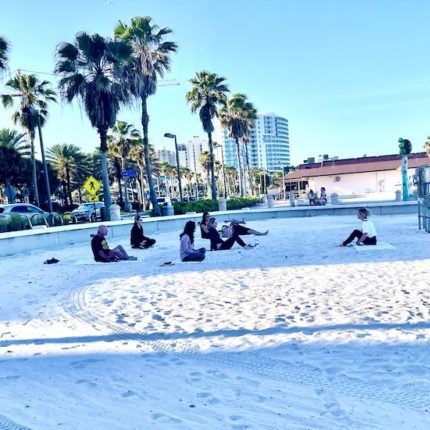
0, 212, 429, 429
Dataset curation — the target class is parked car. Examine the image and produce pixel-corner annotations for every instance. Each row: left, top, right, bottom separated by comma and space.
0, 203, 49, 228
71, 202, 105, 223
0, 203, 48, 219
149, 197, 172, 209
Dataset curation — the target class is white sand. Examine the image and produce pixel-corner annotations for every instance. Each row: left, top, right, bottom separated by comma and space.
0, 213, 430, 429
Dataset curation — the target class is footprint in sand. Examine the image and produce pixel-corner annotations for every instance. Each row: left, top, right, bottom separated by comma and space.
70, 358, 104, 369
120, 390, 137, 398
75, 379, 97, 388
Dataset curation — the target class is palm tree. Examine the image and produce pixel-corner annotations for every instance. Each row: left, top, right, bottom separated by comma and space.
0, 128, 30, 156
199, 150, 211, 197
219, 93, 256, 197
1, 72, 57, 206
47, 143, 84, 206
55, 32, 131, 217
114, 16, 178, 216
108, 120, 140, 210
186, 71, 229, 200
0, 36, 9, 75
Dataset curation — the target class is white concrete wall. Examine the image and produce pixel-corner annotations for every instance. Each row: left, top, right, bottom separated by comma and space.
307, 167, 416, 197
0, 202, 418, 257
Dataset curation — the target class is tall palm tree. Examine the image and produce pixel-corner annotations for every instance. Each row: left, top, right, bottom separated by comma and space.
114, 16, 178, 216
47, 143, 84, 206
1, 72, 57, 206
219, 93, 256, 197
55, 32, 131, 217
0, 128, 30, 156
0, 36, 9, 76
108, 120, 140, 209
186, 71, 229, 200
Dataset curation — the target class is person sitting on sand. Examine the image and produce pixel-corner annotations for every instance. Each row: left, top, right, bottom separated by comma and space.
207, 218, 254, 251
340, 207, 377, 247
318, 187, 327, 206
130, 215, 156, 249
308, 189, 317, 205
91, 225, 137, 262
180, 221, 206, 262
199, 211, 210, 239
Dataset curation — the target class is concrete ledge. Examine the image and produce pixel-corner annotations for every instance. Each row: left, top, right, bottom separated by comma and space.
0, 201, 418, 257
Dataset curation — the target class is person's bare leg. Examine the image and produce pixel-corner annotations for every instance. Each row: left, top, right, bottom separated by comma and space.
247, 228, 268, 236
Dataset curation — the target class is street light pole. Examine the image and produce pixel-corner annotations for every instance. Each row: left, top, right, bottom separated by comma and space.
164, 133, 183, 202
214, 142, 227, 198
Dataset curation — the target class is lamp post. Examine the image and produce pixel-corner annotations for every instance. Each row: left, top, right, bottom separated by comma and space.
164, 133, 183, 202
25, 107, 53, 212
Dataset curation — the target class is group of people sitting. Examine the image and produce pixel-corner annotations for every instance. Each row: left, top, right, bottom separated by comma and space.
308, 187, 327, 206
91, 206, 377, 264
179, 212, 269, 262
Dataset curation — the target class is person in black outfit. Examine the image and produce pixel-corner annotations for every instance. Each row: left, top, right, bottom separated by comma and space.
91, 225, 136, 262
207, 218, 253, 251
130, 215, 156, 249
199, 212, 210, 239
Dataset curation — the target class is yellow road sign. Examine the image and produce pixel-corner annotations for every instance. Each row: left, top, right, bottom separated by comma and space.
83, 176, 101, 195
87, 195, 99, 202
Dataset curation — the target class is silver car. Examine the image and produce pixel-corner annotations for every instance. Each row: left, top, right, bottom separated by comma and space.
0, 203, 48, 226
71, 202, 105, 223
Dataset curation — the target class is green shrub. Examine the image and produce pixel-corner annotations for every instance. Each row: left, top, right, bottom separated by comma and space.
227, 197, 260, 210
0, 216, 9, 233
8, 214, 30, 231
173, 197, 259, 215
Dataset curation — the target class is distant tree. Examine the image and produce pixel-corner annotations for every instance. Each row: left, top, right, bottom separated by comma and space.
186, 71, 229, 200
0, 128, 30, 156
0, 36, 9, 76
219, 93, 255, 197
55, 32, 131, 217
1, 72, 57, 206
115, 16, 178, 216
107, 121, 140, 208
47, 143, 85, 206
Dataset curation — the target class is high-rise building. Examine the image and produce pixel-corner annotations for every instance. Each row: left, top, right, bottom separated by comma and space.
216, 113, 290, 172
178, 136, 209, 175
155, 147, 176, 166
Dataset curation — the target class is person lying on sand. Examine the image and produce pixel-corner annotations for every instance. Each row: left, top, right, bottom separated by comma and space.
180, 221, 206, 262
226, 218, 268, 236
91, 225, 137, 262
207, 218, 254, 251
340, 208, 377, 247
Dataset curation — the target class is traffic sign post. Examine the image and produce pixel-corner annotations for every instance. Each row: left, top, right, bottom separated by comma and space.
122, 169, 137, 178
83, 176, 101, 195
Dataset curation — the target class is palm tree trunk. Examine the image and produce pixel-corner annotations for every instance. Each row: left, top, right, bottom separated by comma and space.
65, 163, 73, 205
139, 167, 146, 210
98, 126, 111, 219
244, 141, 251, 196
30, 135, 40, 206
115, 160, 123, 204
141, 97, 160, 216
207, 132, 217, 200
235, 138, 244, 197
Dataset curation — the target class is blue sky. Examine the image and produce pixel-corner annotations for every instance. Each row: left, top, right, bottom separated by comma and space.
1, 0, 430, 165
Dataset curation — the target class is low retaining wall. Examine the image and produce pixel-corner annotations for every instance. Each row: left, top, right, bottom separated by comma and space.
0, 201, 418, 257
